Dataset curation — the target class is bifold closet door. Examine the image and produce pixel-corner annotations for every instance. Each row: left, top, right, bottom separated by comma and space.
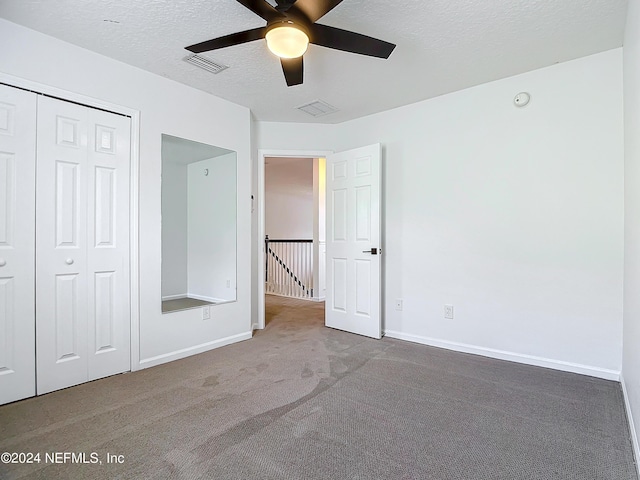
36, 95, 131, 395
0, 85, 36, 405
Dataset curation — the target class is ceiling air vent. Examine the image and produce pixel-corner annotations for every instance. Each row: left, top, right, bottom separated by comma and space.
297, 100, 338, 117
183, 54, 229, 74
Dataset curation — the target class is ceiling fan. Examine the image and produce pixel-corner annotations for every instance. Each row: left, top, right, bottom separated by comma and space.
185, 0, 396, 87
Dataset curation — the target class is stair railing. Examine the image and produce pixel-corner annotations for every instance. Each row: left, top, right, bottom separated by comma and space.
265, 236, 313, 299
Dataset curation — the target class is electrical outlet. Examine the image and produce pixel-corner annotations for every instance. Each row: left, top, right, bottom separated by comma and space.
395, 299, 403, 311
444, 304, 454, 319
202, 306, 210, 320
226, 279, 231, 288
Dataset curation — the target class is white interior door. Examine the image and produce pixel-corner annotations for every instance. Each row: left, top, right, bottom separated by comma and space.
86, 106, 131, 382
0, 85, 36, 404
36, 95, 131, 395
325, 144, 381, 338
36, 96, 89, 393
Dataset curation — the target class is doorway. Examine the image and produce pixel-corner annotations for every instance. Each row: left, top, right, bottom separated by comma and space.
256, 150, 332, 329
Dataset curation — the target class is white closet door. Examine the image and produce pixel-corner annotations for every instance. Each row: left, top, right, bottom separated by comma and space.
0, 85, 36, 405
36, 96, 131, 394
86, 107, 131, 381
36, 96, 89, 393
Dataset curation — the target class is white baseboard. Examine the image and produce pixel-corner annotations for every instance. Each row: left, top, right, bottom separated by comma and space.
138, 331, 252, 369
162, 294, 229, 303
188, 293, 226, 303
621, 374, 640, 476
384, 330, 620, 381
161, 294, 187, 301
265, 292, 316, 302
251, 322, 259, 331
311, 296, 326, 302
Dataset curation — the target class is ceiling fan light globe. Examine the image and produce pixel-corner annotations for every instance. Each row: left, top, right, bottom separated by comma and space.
265, 26, 309, 59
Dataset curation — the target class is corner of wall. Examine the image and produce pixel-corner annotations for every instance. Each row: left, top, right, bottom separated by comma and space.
624, 0, 640, 475
250, 115, 259, 331
621, 374, 640, 476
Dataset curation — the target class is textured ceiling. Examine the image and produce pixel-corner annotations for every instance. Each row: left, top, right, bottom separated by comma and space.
0, 0, 629, 123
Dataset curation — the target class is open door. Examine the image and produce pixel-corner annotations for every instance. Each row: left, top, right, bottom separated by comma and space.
325, 144, 381, 338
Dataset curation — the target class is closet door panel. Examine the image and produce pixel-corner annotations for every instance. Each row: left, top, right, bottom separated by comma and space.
0, 85, 36, 405
87, 109, 130, 381
36, 96, 89, 395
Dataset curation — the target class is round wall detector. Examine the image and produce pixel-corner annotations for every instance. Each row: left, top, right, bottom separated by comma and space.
514, 92, 531, 107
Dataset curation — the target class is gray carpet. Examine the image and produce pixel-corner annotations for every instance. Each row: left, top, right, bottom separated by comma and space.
0, 295, 637, 479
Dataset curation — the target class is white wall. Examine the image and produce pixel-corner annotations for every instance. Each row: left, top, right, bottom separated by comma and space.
336, 49, 624, 376
257, 49, 624, 378
313, 158, 327, 244
161, 159, 188, 298
313, 158, 327, 300
251, 116, 259, 328
265, 158, 314, 239
188, 153, 237, 302
623, 0, 640, 463
0, 19, 253, 367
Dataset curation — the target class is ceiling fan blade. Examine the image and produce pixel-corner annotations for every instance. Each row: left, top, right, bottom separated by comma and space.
274, 0, 297, 13
235, 0, 284, 21
186, 27, 266, 53
309, 24, 395, 58
287, 0, 345, 22
280, 57, 304, 86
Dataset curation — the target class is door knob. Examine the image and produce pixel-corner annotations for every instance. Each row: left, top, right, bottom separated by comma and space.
65, 258, 74, 265
0, 258, 5, 267
362, 248, 378, 255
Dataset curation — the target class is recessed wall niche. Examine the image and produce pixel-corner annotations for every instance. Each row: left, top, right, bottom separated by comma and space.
161, 134, 237, 313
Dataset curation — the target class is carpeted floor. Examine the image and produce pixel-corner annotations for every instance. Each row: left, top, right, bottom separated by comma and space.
0, 295, 637, 479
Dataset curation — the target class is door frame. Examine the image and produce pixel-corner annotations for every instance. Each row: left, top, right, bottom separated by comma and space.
0, 72, 142, 371
256, 149, 333, 330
